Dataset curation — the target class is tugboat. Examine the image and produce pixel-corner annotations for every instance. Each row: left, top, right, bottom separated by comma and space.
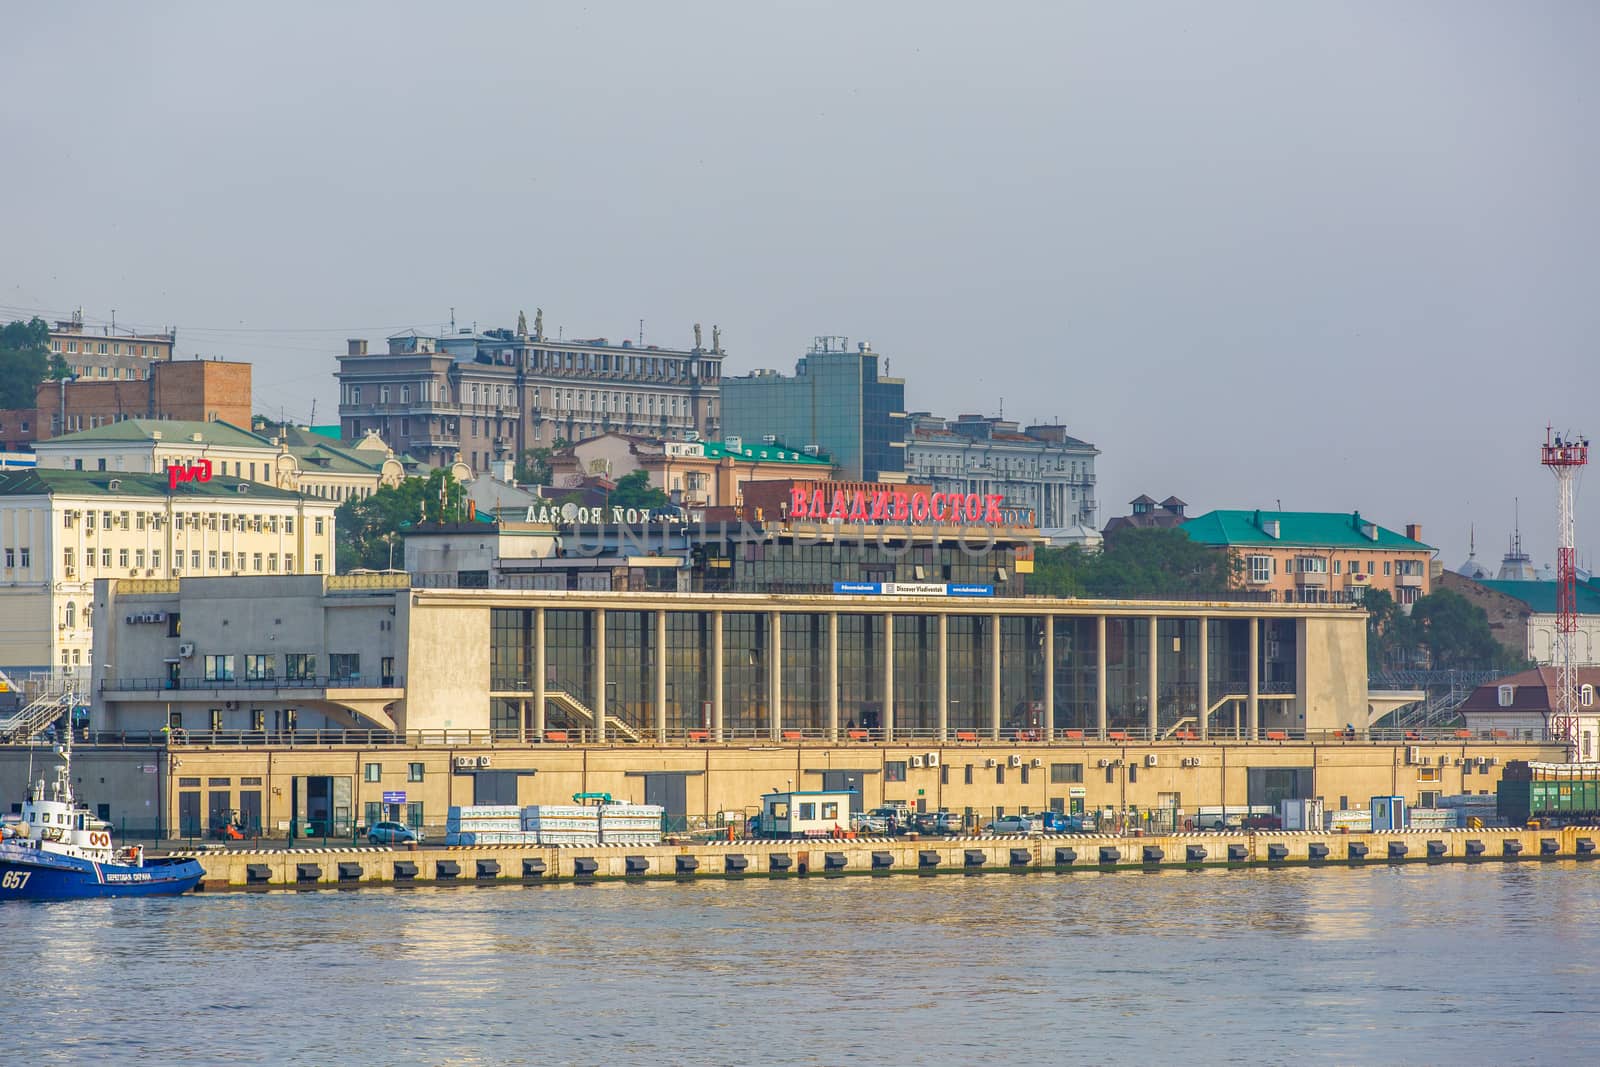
0, 711, 203, 900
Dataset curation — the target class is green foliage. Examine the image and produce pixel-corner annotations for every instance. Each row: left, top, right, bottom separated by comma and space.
1031, 528, 1237, 599
0, 317, 50, 408
1365, 587, 1524, 672
513, 446, 554, 487
334, 468, 468, 572
608, 469, 668, 510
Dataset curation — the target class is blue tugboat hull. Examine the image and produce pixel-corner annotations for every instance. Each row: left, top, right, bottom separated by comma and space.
0, 845, 203, 901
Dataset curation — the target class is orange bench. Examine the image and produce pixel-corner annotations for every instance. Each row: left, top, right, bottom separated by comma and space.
1454, 729, 1471, 739
1491, 729, 1509, 740
782, 730, 803, 741
1175, 730, 1198, 741
1063, 729, 1084, 740
955, 730, 979, 742
847, 729, 870, 741
688, 729, 710, 742
1265, 730, 1289, 741
1108, 730, 1128, 742
544, 730, 570, 742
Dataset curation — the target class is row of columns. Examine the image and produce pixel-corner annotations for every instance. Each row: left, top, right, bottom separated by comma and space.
516, 608, 1264, 743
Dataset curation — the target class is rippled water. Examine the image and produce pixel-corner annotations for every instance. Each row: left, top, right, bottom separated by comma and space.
3, 864, 1597, 1065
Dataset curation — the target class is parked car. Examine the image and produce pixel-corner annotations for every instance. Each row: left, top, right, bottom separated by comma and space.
1037, 812, 1089, 833
1239, 813, 1282, 831
368, 821, 423, 846
933, 811, 965, 835
984, 814, 1040, 834
852, 811, 890, 835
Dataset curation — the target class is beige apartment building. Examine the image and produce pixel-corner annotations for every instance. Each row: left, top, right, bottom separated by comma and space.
0, 469, 336, 675
31, 419, 409, 503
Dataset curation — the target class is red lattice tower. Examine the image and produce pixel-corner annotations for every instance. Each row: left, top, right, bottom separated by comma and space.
1541, 428, 1588, 758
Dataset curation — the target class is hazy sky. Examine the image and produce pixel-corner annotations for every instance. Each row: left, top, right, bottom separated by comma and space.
4, 2, 1595, 569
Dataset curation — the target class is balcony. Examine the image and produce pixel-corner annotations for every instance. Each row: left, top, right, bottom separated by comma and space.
1294, 570, 1328, 587
1396, 572, 1424, 588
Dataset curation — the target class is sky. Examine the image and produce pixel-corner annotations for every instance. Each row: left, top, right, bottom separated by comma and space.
3, 1, 1595, 571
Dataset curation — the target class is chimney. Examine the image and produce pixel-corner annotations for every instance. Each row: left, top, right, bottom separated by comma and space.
347, 339, 368, 356
490, 457, 515, 484
1405, 523, 1422, 542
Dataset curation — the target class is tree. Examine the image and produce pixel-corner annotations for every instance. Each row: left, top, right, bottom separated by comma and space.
0, 317, 50, 408
1031, 528, 1236, 599
1408, 588, 1512, 670
334, 468, 468, 572
608, 469, 668, 511
513, 447, 553, 487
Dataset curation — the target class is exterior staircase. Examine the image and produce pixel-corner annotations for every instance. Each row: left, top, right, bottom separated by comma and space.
543, 681, 643, 743
0, 682, 74, 744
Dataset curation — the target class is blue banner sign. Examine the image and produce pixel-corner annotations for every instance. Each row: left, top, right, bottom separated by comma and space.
381, 791, 407, 805
831, 581, 994, 597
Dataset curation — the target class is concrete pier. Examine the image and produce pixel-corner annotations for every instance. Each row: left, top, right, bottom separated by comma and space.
180, 826, 1600, 891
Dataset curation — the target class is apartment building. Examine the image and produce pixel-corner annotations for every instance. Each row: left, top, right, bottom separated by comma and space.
1180, 509, 1433, 605
336, 319, 727, 476
905, 414, 1098, 536
0, 468, 337, 675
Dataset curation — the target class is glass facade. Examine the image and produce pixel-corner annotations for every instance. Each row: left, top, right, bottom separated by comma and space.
705, 537, 1026, 596
720, 347, 906, 480
484, 604, 1304, 742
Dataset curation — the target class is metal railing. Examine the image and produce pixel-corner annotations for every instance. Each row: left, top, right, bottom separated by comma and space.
101, 675, 403, 693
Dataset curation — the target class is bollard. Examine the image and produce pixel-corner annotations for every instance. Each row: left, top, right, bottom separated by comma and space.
824, 851, 848, 873
1098, 846, 1121, 866
1539, 838, 1560, 857
1142, 846, 1165, 866
1054, 847, 1078, 869
1009, 848, 1032, 869
1265, 844, 1288, 863
1503, 839, 1524, 858
767, 853, 792, 874
675, 855, 699, 877
1347, 842, 1368, 862
1426, 840, 1448, 861
338, 862, 363, 884
521, 857, 547, 881
393, 860, 418, 883
1577, 838, 1597, 858
724, 853, 749, 875
964, 849, 988, 871
435, 859, 461, 881
1307, 842, 1330, 863
1387, 841, 1408, 861
871, 851, 894, 871
1185, 844, 1208, 864
245, 863, 272, 888
918, 850, 941, 873
624, 856, 650, 877
571, 857, 598, 881
475, 858, 501, 881
1226, 843, 1248, 863
1464, 839, 1486, 858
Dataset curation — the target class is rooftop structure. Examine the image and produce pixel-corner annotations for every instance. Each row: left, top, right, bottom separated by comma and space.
47, 309, 175, 383
1103, 495, 1189, 542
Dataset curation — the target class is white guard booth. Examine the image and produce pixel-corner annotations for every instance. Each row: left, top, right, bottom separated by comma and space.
760, 790, 854, 838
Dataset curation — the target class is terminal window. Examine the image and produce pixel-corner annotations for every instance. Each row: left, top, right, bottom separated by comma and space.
1051, 763, 1084, 784
885, 761, 907, 783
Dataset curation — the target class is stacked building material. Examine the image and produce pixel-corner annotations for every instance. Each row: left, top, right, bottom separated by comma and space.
522, 804, 601, 846
599, 804, 665, 845
446, 805, 536, 846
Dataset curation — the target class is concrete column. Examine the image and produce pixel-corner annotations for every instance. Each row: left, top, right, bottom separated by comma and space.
594, 607, 607, 743
533, 607, 546, 741
827, 612, 840, 741
1095, 615, 1108, 740
654, 610, 668, 742
1043, 615, 1055, 741
1197, 616, 1210, 741
712, 610, 724, 742
1148, 617, 1159, 740
1247, 615, 1260, 740
882, 613, 895, 743
768, 610, 782, 741
989, 613, 1001, 741
937, 613, 949, 742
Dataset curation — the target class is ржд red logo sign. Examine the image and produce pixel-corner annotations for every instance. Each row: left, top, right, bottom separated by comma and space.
167, 460, 213, 490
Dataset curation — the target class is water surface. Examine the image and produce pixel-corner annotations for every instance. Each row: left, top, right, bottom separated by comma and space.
3, 863, 1596, 1065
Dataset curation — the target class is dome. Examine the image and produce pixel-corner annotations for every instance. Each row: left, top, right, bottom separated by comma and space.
1456, 554, 1492, 581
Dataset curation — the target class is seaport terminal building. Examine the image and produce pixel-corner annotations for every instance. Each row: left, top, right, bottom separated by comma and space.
62, 571, 1560, 837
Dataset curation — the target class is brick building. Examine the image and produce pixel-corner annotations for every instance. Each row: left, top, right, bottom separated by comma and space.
0, 359, 251, 452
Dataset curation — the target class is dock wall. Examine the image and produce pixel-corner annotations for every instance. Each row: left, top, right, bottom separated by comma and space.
183, 826, 1600, 891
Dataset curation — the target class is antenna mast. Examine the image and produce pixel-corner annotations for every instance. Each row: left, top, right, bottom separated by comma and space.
1541, 427, 1589, 760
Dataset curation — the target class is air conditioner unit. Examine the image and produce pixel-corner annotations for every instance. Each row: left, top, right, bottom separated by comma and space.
454, 756, 475, 770
1405, 746, 1420, 765
1453, 758, 1464, 766
1488, 757, 1499, 767
178, 643, 195, 658
909, 755, 925, 768
985, 758, 997, 768
1437, 754, 1448, 766
1008, 754, 1022, 768
926, 752, 940, 767
1145, 754, 1159, 768
1475, 757, 1487, 768
1030, 757, 1043, 768
1097, 759, 1110, 768
477, 755, 491, 768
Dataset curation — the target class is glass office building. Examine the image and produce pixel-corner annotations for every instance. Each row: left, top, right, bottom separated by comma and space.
720, 337, 907, 481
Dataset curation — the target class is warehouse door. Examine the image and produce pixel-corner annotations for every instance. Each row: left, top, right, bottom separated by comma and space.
822, 771, 867, 814
643, 773, 688, 832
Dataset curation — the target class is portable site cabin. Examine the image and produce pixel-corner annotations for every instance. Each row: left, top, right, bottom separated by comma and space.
759, 790, 855, 838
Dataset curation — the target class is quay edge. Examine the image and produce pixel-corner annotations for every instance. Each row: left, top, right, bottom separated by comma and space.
181, 826, 1600, 891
